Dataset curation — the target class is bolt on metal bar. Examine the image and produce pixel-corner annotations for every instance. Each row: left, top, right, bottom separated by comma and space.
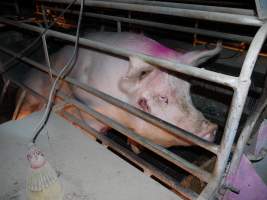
48, 7, 253, 43
58, 91, 212, 182
39, 0, 263, 26
0, 45, 219, 154
0, 18, 239, 89
198, 22, 267, 200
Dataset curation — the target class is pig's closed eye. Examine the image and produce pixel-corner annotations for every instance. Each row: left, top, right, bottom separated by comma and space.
159, 96, 168, 104
139, 70, 151, 80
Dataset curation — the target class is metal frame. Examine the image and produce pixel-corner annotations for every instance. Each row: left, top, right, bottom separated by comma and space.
255, 0, 267, 19
1, 75, 199, 199
45, 7, 254, 43
40, 0, 263, 26
0, 1, 266, 198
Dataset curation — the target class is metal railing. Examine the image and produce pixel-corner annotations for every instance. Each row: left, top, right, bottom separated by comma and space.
0, 2, 266, 198
40, 0, 263, 26
44, 7, 255, 43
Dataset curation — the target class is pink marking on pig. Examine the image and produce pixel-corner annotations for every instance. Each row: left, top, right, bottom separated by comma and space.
124, 34, 183, 60
149, 42, 177, 59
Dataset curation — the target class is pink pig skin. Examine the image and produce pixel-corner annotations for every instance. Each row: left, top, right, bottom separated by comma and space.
13, 32, 221, 151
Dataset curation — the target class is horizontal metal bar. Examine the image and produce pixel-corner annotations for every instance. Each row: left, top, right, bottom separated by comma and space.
0, 45, 219, 154
6, 72, 199, 199
6, 65, 200, 199
61, 110, 199, 200
0, 45, 212, 182
7, 76, 48, 102
101, 0, 255, 16
48, 7, 253, 43
40, 0, 263, 26
0, 18, 239, 89
58, 91, 212, 182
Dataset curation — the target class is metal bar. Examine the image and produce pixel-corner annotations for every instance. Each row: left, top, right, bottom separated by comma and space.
117, 21, 121, 32
3, 69, 198, 199
58, 91, 212, 182
0, 45, 219, 154
41, 5, 53, 80
7, 76, 48, 102
8, 70, 199, 199
39, 0, 263, 26
0, 45, 212, 182
61, 110, 198, 200
230, 90, 267, 174
229, 22, 267, 174
255, 0, 267, 19
239, 24, 267, 82
41, 35, 53, 80
97, 0, 255, 16
12, 89, 26, 120
0, 79, 10, 105
0, 18, 239, 89
198, 22, 267, 200
49, 7, 253, 43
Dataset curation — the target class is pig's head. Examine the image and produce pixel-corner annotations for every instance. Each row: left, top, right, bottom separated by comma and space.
119, 44, 221, 144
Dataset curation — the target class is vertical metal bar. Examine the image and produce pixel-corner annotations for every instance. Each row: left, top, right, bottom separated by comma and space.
41, 34, 53, 81
117, 21, 121, 32
0, 79, 10, 105
228, 22, 267, 175
198, 22, 267, 200
12, 89, 26, 120
41, 5, 53, 81
193, 20, 198, 46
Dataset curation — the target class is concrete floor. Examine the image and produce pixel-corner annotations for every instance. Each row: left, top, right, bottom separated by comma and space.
0, 111, 180, 200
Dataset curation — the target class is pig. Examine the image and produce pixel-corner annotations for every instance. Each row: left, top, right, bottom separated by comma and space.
4, 32, 221, 152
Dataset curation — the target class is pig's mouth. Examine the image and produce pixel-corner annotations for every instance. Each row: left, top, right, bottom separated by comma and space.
138, 98, 150, 112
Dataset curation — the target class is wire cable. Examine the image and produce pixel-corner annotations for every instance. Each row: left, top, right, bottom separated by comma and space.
0, 0, 78, 74
32, 0, 84, 143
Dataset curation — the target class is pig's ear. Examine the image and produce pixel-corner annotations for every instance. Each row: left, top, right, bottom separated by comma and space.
126, 56, 154, 79
119, 56, 154, 94
180, 42, 222, 66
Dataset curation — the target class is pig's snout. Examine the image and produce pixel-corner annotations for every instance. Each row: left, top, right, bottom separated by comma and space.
199, 121, 217, 142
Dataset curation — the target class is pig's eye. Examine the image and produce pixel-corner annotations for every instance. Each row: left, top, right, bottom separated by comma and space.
139, 70, 151, 80
159, 96, 168, 104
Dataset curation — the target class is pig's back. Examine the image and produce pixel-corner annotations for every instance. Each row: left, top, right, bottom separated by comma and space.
52, 32, 180, 105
